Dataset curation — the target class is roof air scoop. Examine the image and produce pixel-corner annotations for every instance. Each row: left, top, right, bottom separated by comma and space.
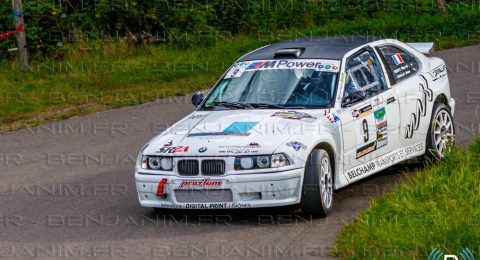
274, 48, 305, 59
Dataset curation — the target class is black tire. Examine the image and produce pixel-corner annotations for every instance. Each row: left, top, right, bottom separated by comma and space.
425, 102, 455, 160
300, 149, 333, 218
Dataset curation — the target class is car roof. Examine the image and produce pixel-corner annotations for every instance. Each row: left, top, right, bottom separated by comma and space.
240, 36, 386, 61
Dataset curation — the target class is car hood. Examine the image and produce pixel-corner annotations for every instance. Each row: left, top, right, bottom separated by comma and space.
143, 109, 334, 156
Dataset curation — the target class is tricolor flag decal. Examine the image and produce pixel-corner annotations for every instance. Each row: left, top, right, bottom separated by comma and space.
391, 53, 404, 65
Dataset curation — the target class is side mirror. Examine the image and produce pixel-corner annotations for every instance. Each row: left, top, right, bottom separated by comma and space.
191, 92, 204, 107
342, 90, 366, 107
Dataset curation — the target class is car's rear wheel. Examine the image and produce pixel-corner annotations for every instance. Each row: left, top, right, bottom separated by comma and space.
300, 149, 333, 217
425, 103, 455, 159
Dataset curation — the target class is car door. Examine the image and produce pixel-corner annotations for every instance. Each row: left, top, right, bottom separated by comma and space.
336, 47, 400, 180
375, 45, 427, 148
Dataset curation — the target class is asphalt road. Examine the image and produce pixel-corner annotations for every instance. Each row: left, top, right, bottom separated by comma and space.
0, 45, 479, 260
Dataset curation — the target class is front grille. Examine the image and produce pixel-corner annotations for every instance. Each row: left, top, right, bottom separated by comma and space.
202, 160, 226, 176
175, 189, 233, 203
177, 160, 199, 176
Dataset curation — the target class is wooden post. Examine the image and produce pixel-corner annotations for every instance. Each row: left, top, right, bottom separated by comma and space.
437, 0, 448, 16
12, 0, 29, 71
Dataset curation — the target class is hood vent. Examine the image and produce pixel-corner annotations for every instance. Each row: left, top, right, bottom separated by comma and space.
274, 48, 305, 59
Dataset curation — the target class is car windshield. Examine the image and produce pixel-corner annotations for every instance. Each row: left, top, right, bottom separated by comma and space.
201, 59, 340, 110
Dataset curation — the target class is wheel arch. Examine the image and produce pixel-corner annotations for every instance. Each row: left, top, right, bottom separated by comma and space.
312, 141, 336, 179
434, 93, 450, 109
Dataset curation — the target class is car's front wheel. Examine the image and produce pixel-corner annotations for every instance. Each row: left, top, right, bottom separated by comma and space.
300, 149, 333, 217
426, 102, 455, 159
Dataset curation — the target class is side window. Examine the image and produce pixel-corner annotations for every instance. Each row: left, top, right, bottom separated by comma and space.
342, 48, 387, 106
377, 45, 419, 84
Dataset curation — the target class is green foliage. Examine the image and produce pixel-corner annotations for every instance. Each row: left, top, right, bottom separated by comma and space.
0, 0, 479, 128
0, 0, 479, 59
332, 139, 480, 259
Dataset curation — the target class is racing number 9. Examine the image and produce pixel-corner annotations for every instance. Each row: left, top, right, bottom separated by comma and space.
362, 119, 369, 143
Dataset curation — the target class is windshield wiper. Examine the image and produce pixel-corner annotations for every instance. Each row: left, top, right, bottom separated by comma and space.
210, 101, 253, 109
247, 103, 306, 109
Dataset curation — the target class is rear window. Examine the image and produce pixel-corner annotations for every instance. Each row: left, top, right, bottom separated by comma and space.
377, 45, 419, 84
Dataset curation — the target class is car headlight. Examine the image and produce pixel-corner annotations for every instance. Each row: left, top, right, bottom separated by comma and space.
234, 153, 290, 170
271, 153, 289, 167
141, 156, 173, 171
239, 157, 254, 169
256, 156, 270, 168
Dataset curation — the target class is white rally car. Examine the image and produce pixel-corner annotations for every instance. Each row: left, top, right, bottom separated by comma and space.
135, 36, 455, 216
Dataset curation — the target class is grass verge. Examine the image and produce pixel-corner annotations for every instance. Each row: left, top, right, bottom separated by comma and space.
0, 37, 262, 130
332, 139, 480, 259
1, 7, 479, 130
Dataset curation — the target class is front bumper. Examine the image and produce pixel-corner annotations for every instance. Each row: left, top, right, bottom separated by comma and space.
135, 168, 303, 209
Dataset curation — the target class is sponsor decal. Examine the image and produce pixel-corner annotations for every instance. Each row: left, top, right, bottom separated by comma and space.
376, 120, 387, 129
352, 104, 373, 119
157, 145, 189, 154
326, 113, 340, 124
375, 107, 388, 149
225, 59, 341, 78
234, 61, 245, 68
271, 111, 316, 121
246, 61, 268, 70
346, 143, 424, 180
183, 202, 252, 209
153, 202, 252, 209
376, 128, 388, 149
163, 140, 173, 147
391, 53, 404, 65
356, 141, 376, 159
177, 179, 223, 189
374, 107, 386, 123
376, 139, 388, 149
405, 75, 433, 139
340, 72, 346, 83
286, 141, 307, 151
218, 143, 260, 154
371, 97, 384, 108
346, 162, 375, 180
428, 64, 447, 81
393, 64, 414, 79
317, 64, 339, 71
223, 122, 258, 133
198, 147, 207, 153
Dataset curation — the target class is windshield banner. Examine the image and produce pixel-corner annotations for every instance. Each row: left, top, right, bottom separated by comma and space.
225, 59, 341, 78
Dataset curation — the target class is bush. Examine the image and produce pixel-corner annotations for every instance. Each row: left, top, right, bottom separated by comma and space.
0, 0, 479, 59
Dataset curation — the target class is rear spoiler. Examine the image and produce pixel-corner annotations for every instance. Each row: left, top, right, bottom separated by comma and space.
406, 42, 434, 57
